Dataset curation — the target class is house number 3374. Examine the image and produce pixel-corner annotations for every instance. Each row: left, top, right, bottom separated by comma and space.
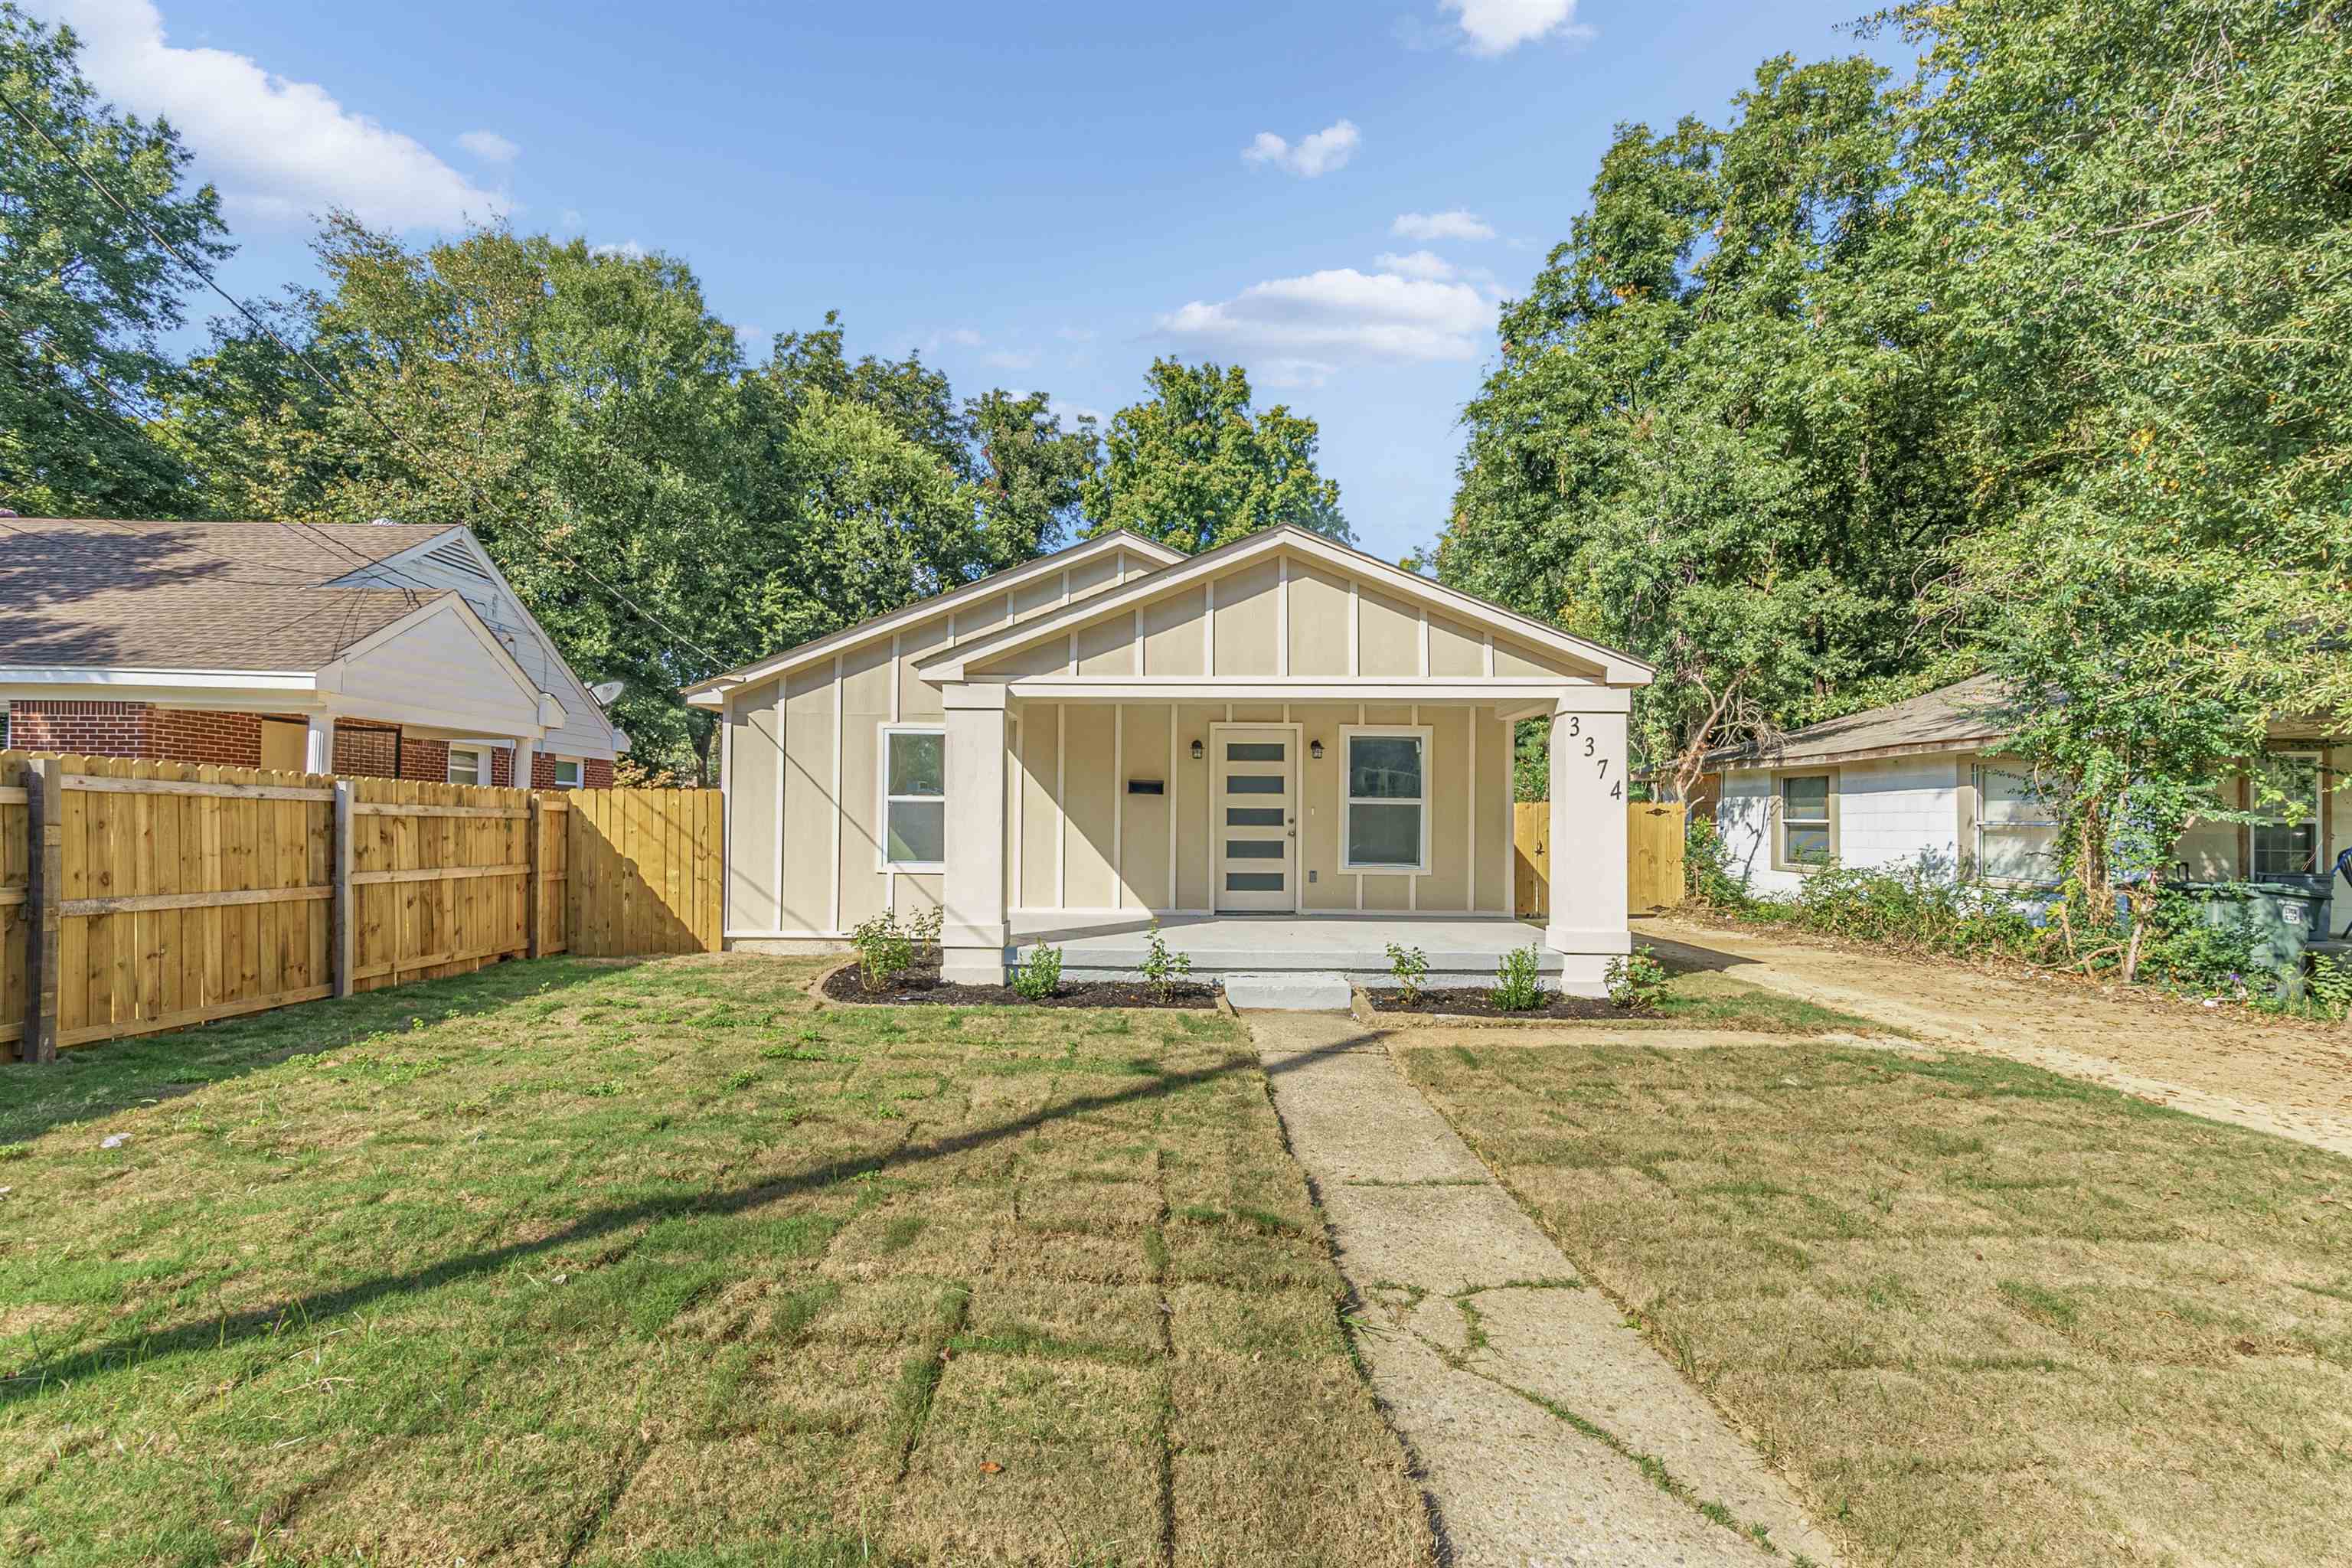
1563, 716, 1622, 801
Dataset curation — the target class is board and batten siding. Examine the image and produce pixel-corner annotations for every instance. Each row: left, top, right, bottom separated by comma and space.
723, 545, 1552, 937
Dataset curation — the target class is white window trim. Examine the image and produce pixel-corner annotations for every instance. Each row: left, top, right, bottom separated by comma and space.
1338, 724, 1432, 875
2250, 748, 2325, 877
550, 757, 583, 789
877, 722, 947, 872
448, 745, 485, 787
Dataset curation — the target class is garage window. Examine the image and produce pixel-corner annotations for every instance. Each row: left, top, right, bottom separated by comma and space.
550, 758, 582, 789
880, 725, 946, 870
448, 746, 483, 787
1341, 727, 1429, 872
1776, 773, 1834, 869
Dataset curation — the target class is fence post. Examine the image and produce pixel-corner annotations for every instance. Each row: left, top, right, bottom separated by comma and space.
525, 792, 545, 960
23, 758, 61, 1063
332, 779, 354, 999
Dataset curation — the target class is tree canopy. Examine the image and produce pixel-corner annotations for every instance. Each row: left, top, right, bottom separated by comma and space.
1, 6, 229, 517
1443, 0, 2350, 897
1082, 357, 1348, 553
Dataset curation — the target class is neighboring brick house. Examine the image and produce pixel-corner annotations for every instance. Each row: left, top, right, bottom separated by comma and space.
0, 518, 626, 786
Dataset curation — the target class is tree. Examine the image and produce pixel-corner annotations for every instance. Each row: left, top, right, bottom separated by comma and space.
0, 5, 229, 515
1082, 358, 1347, 553
1442, 55, 1968, 789
1893, 0, 2352, 930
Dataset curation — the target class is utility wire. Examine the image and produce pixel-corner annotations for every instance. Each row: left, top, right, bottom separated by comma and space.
0, 85, 729, 675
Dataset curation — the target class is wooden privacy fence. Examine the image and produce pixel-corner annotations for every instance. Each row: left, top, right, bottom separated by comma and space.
1, 753, 723, 1062
1514, 799, 1689, 919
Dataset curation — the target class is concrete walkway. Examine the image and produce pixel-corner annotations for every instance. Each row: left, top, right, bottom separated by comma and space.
1253, 1012, 1839, 1568
1636, 915, 2352, 1159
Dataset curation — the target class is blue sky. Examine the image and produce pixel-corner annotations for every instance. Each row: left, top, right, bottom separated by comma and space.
38, 0, 1907, 564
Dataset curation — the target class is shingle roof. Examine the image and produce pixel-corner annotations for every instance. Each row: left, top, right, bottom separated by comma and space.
1712, 675, 2015, 769
0, 518, 456, 671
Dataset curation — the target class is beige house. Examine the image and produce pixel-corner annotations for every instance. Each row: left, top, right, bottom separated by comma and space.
684, 526, 1652, 993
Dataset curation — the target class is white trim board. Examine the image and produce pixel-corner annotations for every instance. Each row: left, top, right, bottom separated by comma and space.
919, 525, 1655, 686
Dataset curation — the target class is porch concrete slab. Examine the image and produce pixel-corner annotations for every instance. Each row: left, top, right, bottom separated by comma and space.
1219, 972, 1354, 1011
1253, 1011, 1841, 1568
1016, 913, 1562, 984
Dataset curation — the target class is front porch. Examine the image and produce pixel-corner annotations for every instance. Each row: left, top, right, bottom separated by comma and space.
1009, 910, 1562, 985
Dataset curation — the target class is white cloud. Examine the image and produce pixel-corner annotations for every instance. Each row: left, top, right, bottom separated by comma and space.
1437, 0, 1593, 57
946, 328, 987, 348
34, 0, 509, 230
1374, 250, 1456, 282
1159, 266, 1491, 364
1241, 119, 1361, 178
1256, 358, 1340, 390
559, 208, 583, 230
590, 239, 648, 260
457, 129, 519, 164
1391, 210, 1496, 242
983, 348, 1038, 372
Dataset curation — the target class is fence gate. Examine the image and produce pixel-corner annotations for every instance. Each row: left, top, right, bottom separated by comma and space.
1513, 800, 1688, 919
565, 789, 723, 956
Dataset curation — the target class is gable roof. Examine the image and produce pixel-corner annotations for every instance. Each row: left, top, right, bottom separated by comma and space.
0, 517, 469, 671
1710, 675, 2014, 770
918, 524, 1655, 685
678, 528, 1185, 704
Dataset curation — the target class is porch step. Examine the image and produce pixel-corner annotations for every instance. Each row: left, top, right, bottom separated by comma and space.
1220, 972, 1356, 1012
1040, 945, 1563, 987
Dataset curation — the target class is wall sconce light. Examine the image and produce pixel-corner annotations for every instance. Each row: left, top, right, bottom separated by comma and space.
1309, 739, 1325, 761
1190, 739, 1204, 761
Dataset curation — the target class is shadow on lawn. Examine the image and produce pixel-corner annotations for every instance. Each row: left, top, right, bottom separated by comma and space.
1, 1022, 1382, 1404
0, 957, 633, 1148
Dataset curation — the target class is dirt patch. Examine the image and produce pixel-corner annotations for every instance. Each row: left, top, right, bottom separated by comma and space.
1362, 987, 1647, 1021
822, 964, 1220, 1010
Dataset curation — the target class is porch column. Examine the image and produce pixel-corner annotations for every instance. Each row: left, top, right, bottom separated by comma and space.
304, 713, 337, 775
513, 737, 536, 791
1544, 691, 1632, 997
940, 681, 1011, 985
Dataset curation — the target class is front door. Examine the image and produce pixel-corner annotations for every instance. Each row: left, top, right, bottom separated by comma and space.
1213, 725, 1296, 912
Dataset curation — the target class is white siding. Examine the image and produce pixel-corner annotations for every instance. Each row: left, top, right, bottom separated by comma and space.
1839, 756, 1964, 878
338, 603, 545, 734
1713, 772, 1788, 895
336, 530, 622, 760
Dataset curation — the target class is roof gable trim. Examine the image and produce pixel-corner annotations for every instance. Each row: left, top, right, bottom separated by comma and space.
679, 529, 1184, 702
920, 527, 1653, 685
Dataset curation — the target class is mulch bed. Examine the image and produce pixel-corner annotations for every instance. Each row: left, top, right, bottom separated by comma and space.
822, 964, 1221, 1010
1364, 986, 1651, 1020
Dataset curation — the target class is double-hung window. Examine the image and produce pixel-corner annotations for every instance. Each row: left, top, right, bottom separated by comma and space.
448, 746, 483, 786
2250, 751, 2324, 878
1341, 727, 1429, 872
881, 726, 946, 870
1974, 763, 2060, 884
1777, 773, 1834, 869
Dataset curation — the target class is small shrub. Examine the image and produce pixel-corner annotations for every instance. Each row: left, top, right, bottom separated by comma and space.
1139, 921, 1194, 1001
1489, 944, 1547, 1011
1011, 943, 1063, 1001
1684, 814, 1755, 911
2308, 955, 2352, 1020
905, 904, 943, 956
1604, 946, 1670, 1008
1385, 942, 1429, 1003
849, 911, 916, 993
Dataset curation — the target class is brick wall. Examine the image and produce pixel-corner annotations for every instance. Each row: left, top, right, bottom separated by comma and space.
5, 701, 155, 757
6, 701, 612, 791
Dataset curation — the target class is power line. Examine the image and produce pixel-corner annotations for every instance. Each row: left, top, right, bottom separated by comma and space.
0, 85, 729, 675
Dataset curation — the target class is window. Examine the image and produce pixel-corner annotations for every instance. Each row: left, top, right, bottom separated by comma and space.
1777, 773, 1834, 869
1975, 763, 2060, 884
881, 726, 946, 869
448, 746, 483, 786
1341, 727, 1428, 871
550, 758, 582, 789
2250, 751, 2323, 878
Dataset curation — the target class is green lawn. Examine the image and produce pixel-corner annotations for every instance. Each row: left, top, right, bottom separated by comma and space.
0, 956, 1430, 1566
1399, 1038, 2352, 1566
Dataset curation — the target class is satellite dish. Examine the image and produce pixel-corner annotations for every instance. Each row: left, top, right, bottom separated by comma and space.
590, 680, 626, 705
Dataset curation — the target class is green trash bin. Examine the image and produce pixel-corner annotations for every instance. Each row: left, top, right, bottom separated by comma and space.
2179, 881, 2327, 999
